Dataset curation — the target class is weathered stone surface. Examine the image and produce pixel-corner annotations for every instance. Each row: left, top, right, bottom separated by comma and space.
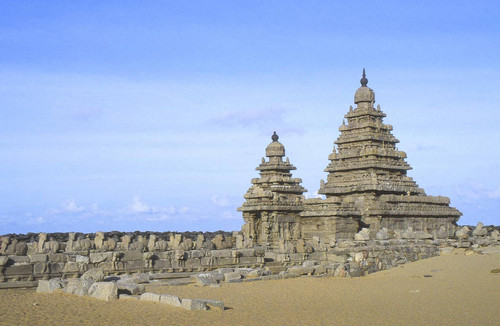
63, 262, 80, 274
302, 260, 317, 268
375, 228, 390, 240
140, 292, 161, 302
456, 226, 470, 239
287, 266, 314, 276
36, 278, 67, 293
224, 271, 242, 282
201, 299, 225, 311
75, 255, 89, 264
89, 252, 111, 264
160, 294, 182, 307
81, 268, 105, 282
121, 273, 151, 284
88, 282, 118, 301
116, 281, 145, 295
29, 254, 48, 263
4, 264, 32, 276
63, 279, 94, 296
119, 294, 139, 300
491, 230, 500, 241
181, 298, 208, 311
354, 228, 371, 241
122, 250, 143, 262
194, 273, 219, 287
313, 264, 327, 275
472, 222, 488, 237
0, 256, 10, 266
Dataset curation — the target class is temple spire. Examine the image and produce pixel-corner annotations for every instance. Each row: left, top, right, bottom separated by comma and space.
360, 68, 368, 87
271, 131, 279, 142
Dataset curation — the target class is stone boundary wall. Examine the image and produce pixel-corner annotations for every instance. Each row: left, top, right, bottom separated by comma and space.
0, 224, 498, 285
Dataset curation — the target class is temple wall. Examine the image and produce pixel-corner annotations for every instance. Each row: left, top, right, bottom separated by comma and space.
0, 224, 498, 286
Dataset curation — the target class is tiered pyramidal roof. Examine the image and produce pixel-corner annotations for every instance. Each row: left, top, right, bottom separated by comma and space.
319, 69, 424, 197
239, 132, 307, 213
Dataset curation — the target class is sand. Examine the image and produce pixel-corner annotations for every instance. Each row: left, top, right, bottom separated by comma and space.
1, 248, 499, 326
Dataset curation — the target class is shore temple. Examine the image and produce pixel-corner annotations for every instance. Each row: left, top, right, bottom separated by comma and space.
238, 70, 462, 248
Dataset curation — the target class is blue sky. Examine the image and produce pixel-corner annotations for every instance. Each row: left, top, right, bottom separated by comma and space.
1, 1, 499, 233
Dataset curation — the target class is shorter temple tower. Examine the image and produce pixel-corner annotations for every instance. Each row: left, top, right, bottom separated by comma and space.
238, 132, 307, 247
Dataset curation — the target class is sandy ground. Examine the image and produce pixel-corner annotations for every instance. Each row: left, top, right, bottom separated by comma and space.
1, 248, 499, 326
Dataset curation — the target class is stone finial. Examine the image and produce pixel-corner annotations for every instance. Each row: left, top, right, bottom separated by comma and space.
271, 131, 279, 142
360, 68, 368, 87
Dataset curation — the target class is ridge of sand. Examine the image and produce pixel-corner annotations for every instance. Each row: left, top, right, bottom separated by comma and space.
0, 248, 499, 326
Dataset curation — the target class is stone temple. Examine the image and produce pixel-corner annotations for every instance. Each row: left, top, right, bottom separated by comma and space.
239, 70, 462, 248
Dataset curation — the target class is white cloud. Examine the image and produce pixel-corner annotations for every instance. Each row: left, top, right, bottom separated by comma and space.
127, 196, 151, 214
211, 195, 230, 207
62, 200, 85, 213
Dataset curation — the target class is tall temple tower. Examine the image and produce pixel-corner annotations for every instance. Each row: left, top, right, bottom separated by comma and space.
301, 70, 461, 240
238, 132, 307, 247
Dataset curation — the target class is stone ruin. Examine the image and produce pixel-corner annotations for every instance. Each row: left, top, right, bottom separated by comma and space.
239, 70, 462, 247
1, 71, 497, 290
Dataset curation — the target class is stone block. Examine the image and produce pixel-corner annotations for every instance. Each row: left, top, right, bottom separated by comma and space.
185, 258, 201, 268
125, 260, 144, 271
327, 254, 347, 263
48, 254, 67, 263
238, 249, 255, 257
140, 292, 161, 302
63, 279, 94, 296
160, 294, 182, 307
63, 262, 80, 274
313, 264, 327, 275
171, 260, 185, 269
354, 252, 365, 262
211, 250, 232, 258
33, 262, 49, 275
97, 262, 115, 272
116, 281, 145, 295
29, 254, 48, 263
308, 252, 326, 261
122, 250, 143, 262
121, 273, 150, 284
200, 257, 215, 267
75, 255, 89, 264
154, 259, 172, 269
194, 273, 219, 287
216, 258, 234, 266
4, 264, 32, 276
90, 252, 112, 264
181, 298, 208, 311
9, 256, 29, 264
224, 271, 242, 282
201, 299, 225, 311
119, 294, 139, 300
81, 268, 105, 282
88, 282, 118, 301
157, 251, 173, 260
0, 256, 10, 266
238, 257, 258, 265
189, 250, 204, 259
287, 266, 314, 276
49, 262, 64, 275
36, 278, 67, 293
302, 260, 317, 268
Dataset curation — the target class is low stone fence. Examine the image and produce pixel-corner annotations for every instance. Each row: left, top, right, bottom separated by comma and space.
0, 223, 499, 286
